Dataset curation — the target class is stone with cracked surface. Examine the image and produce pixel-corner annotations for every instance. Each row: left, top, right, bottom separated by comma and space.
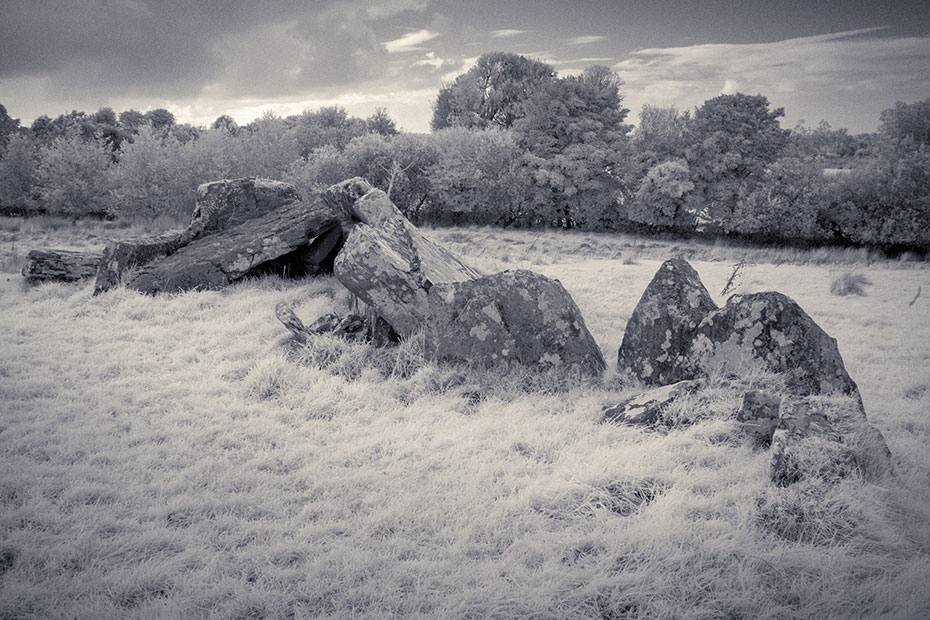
125, 192, 339, 294
334, 223, 432, 338
95, 178, 307, 294
688, 291, 859, 397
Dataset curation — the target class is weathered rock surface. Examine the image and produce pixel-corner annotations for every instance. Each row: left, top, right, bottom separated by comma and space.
770, 398, 857, 486
689, 292, 859, 397
618, 258, 718, 385
93, 229, 197, 294
425, 269, 606, 374
603, 379, 706, 425
22, 249, 102, 283
736, 390, 781, 446
126, 195, 339, 294
191, 178, 302, 235
334, 223, 432, 338
331, 182, 480, 338
94, 178, 303, 294
274, 302, 394, 345
322, 177, 375, 225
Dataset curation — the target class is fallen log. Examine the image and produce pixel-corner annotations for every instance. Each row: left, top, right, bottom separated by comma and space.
22, 249, 103, 283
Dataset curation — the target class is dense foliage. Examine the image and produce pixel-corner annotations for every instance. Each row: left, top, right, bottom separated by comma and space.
1, 53, 929, 251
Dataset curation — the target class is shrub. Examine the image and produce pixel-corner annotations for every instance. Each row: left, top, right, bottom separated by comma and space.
35, 133, 114, 218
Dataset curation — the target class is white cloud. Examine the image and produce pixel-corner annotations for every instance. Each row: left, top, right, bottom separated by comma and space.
414, 51, 445, 68
363, 0, 428, 19
384, 29, 439, 53
614, 29, 930, 131
219, 87, 438, 133
720, 79, 739, 95
557, 57, 614, 65
440, 56, 479, 82
492, 29, 529, 38
569, 35, 607, 45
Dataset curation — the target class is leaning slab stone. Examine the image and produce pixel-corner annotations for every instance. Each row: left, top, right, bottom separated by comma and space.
275, 302, 312, 344
94, 178, 303, 294
602, 379, 706, 425
688, 292, 859, 398
425, 269, 606, 375
126, 195, 339, 294
333, 223, 431, 338
22, 249, 102, 283
331, 185, 479, 337
338, 183, 482, 288
618, 258, 718, 385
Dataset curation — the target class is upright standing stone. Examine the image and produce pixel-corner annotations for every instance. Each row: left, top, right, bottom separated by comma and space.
618, 258, 718, 385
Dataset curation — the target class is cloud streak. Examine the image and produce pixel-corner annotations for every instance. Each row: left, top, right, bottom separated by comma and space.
492, 29, 530, 38
569, 35, 607, 45
614, 29, 930, 131
385, 29, 440, 53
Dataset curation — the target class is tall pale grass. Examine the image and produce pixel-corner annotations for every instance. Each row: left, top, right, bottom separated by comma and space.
0, 222, 928, 618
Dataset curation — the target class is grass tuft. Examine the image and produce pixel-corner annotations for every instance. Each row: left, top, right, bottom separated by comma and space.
830, 271, 871, 296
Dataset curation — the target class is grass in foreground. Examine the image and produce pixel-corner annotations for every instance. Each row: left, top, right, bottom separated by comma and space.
1, 222, 929, 619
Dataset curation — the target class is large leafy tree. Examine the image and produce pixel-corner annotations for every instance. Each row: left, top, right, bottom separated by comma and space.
431, 52, 556, 131
144, 108, 176, 132
512, 66, 633, 229
366, 107, 398, 136
426, 127, 531, 226
0, 133, 38, 213
879, 98, 930, 147
0, 104, 21, 151
730, 157, 826, 241
788, 120, 857, 163
634, 104, 690, 168
289, 106, 368, 159
628, 159, 695, 230
119, 110, 147, 135
35, 134, 114, 218
684, 93, 789, 230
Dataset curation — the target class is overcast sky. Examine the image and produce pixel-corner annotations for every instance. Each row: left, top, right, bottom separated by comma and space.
1, 0, 928, 133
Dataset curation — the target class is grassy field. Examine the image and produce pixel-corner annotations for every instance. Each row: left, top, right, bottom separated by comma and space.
1, 218, 930, 619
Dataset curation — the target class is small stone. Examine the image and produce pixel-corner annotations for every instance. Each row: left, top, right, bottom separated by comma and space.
602, 379, 706, 425
737, 390, 781, 446
769, 398, 854, 486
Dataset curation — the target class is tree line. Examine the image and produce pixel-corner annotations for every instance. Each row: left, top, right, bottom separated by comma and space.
1, 52, 928, 251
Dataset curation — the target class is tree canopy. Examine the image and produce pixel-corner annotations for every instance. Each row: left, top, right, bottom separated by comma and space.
431, 52, 556, 131
879, 98, 930, 147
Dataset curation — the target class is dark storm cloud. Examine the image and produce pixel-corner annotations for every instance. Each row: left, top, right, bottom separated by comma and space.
0, 0, 427, 98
